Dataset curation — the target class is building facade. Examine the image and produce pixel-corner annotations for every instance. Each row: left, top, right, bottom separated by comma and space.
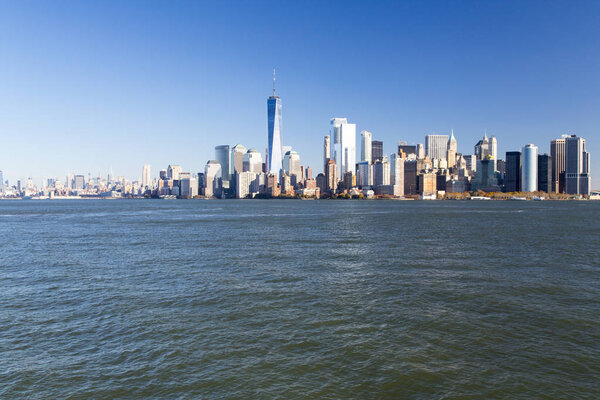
565, 135, 591, 195
521, 144, 538, 192
267, 87, 283, 174
505, 151, 521, 192
361, 130, 372, 163
425, 134, 449, 161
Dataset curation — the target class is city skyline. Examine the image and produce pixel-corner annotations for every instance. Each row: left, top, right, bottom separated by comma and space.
0, 1, 599, 185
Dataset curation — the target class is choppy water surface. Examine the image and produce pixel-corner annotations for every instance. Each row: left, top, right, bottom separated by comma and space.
1, 199, 599, 399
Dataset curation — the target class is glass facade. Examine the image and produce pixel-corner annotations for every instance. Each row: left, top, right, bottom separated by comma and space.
267, 96, 283, 174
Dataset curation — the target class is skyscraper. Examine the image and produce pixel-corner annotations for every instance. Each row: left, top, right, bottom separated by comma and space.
361, 130, 372, 163
325, 158, 337, 193
357, 161, 372, 187
283, 150, 301, 178
390, 153, 405, 197
323, 135, 331, 172
447, 131, 457, 168
243, 149, 263, 174
425, 134, 449, 161
267, 71, 283, 174
521, 144, 538, 192
215, 145, 231, 183
565, 135, 591, 195
329, 118, 348, 170
167, 165, 182, 181
505, 151, 521, 192
330, 119, 356, 179
204, 160, 222, 198
537, 154, 552, 193
372, 140, 383, 161
398, 143, 417, 158
416, 143, 425, 159
373, 156, 390, 186
550, 136, 567, 193
142, 164, 151, 189
230, 144, 247, 177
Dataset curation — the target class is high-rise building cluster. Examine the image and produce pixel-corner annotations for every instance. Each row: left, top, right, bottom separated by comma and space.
0, 76, 593, 200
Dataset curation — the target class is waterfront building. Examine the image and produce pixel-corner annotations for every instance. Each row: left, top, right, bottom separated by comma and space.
418, 172, 437, 196
230, 144, 247, 177
74, 175, 85, 190
446, 179, 466, 193
361, 130, 372, 163
338, 121, 356, 179
215, 145, 231, 184
472, 158, 500, 192
330, 118, 346, 167
323, 135, 331, 172
316, 173, 327, 194
425, 134, 449, 161
180, 175, 198, 198
0, 170, 3, 192
565, 135, 591, 195
236, 171, 257, 198
266, 173, 280, 197
357, 161, 373, 187
521, 144, 538, 192
167, 165, 182, 180
550, 136, 568, 193
204, 160, 222, 198
243, 148, 263, 174
343, 171, 355, 190
373, 156, 390, 186
372, 140, 384, 161
404, 160, 418, 195
390, 153, 405, 197
267, 72, 283, 174
537, 153, 552, 193
142, 164, 151, 189
283, 150, 301, 178
325, 159, 337, 193
505, 151, 521, 192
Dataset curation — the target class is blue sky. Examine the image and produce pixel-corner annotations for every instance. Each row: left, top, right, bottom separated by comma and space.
1, 0, 598, 186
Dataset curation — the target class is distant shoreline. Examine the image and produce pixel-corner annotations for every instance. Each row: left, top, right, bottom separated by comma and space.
1, 196, 598, 201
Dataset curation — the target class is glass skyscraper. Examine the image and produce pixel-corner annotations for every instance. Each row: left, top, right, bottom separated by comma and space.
521, 144, 538, 192
267, 76, 283, 174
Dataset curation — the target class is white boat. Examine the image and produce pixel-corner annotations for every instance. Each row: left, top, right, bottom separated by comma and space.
511, 196, 527, 201
533, 196, 545, 201
470, 196, 491, 200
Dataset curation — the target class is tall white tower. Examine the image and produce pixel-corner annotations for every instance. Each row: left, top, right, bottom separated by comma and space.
361, 130, 372, 164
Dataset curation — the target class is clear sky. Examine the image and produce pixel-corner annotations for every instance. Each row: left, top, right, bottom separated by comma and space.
1, 0, 598, 186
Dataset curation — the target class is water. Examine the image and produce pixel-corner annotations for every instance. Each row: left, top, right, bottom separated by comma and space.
1, 199, 599, 399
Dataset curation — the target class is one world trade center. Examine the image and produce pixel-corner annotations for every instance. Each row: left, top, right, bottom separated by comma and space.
267, 70, 283, 174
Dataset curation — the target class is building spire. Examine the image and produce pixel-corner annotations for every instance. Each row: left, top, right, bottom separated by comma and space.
273, 68, 276, 96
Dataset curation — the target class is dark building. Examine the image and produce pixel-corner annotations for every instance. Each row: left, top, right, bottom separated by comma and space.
436, 173, 447, 192
398, 144, 417, 157
505, 151, 521, 192
372, 140, 384, 161
537, 153, 552, 193
403, 160, 418, 195
496, 159, 506, 174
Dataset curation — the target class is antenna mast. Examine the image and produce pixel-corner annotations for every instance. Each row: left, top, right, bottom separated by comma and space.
273, 68, 276, 96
